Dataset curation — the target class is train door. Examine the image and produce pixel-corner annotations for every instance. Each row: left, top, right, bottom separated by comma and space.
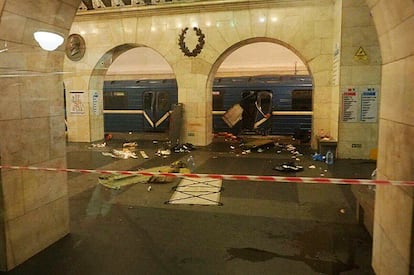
143, 91, 171, 131
240, 90, 272, 134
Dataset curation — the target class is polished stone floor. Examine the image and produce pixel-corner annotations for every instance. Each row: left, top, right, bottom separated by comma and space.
2, 135, 376, 275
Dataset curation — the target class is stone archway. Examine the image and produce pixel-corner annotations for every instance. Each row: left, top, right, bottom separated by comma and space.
207, 38, 315, 141
65, 43, 177, 141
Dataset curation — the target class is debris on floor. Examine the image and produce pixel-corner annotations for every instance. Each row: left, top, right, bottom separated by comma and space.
88, 142, 107, 149
172, 143, 195, 153
102, 148, 138, 159
123, 141, 138, 148
140, 150, 149, 159
274, 162, 304, 172
312, 153, 325, 162
156, 148, 171, 157
240, 139, 275, 151
98, 161, 191, 189
222, 104, 243, 128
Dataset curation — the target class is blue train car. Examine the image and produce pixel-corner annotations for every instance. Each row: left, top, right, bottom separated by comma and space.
103, 75, 313, 139
103, 79, 178, 132
212, 75, 313, 137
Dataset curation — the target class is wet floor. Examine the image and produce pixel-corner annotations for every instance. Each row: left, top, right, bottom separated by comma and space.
1, 135, 376, 275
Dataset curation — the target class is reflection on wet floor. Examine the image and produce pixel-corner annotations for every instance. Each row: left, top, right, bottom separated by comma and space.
2, 136, 376, 275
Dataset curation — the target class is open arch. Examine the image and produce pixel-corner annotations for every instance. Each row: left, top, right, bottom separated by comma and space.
88, 45, 177, 135
207, 38, 313, 140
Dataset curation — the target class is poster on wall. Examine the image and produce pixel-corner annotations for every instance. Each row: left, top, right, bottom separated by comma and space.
342, 88, 359, 122
360, 88, 378, 122
70, 91, 85, 115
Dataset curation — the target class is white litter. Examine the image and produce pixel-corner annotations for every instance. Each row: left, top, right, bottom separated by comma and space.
140, 151, 149, 159
89, 142, 106, 148
123, 142, 138, 147
102, 149, 138, 159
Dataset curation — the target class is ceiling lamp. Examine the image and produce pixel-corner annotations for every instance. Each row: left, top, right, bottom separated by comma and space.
33, 31, 64, 51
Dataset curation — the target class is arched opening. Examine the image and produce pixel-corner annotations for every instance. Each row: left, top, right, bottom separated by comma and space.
208, 40, 313, 142
100, 46, 177, 135
65, 45, 178, 139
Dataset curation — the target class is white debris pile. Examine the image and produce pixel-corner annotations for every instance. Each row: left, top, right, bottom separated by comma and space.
88, 142, 107, 149
123, 142, 138, 148
102, 148, 138, 159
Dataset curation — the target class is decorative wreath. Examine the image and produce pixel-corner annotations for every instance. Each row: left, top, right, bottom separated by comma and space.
178, 27, 205, 57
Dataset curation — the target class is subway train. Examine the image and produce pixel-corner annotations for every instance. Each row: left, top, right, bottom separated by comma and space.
103, 75, 313, 139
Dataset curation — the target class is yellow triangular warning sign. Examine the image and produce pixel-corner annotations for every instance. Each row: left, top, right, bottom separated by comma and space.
354, 47, 368, 60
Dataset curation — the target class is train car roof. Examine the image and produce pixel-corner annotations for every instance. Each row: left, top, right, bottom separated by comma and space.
104, 75, 312, 89
213, 75, 312, 88
104, 79, 177, 89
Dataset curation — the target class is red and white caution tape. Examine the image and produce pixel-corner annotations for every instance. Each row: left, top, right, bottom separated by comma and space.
0, 165, 413, 186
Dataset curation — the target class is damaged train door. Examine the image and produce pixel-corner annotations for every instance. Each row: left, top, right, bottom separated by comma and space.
143, 91, 171, 132
240, 90, 272, 134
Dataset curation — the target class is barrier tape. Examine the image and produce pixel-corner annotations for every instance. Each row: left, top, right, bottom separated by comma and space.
0, 165, 413, 186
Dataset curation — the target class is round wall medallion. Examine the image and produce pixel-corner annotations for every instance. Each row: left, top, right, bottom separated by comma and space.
65, 34, 86, 61
178, 27, 205, 57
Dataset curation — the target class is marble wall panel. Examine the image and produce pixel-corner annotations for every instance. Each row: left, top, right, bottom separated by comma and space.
5, 196, 69, 269
54, 2, 78, 29
0, 120, 26, 166
233, 10, 252, 41
49, 115, 67, 159
381, 58, 413, 126
372, 0, 413, 36
373, 186, 412, 275
22, 158, 67, 212
0, 12, 26, 43
0, 78, 22, 121
0, 170, 24, 220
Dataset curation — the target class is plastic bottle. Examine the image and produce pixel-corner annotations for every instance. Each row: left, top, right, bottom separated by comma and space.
325, 150, 334, 165
186, 155, 195, 172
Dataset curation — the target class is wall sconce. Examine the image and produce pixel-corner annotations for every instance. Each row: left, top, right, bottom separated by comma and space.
33, 31, 64, 51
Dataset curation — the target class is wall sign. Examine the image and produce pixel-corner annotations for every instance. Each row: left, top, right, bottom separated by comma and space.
92, 91, 100, 116
354, 46, 368, 61
360, 88, 378, 122
70, 91, 85, 115
342, 88, 358, 122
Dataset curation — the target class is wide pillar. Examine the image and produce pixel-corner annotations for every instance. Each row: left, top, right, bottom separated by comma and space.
175, 59, 213, 146
369, 0, 414, 274
0, 0, 78, 270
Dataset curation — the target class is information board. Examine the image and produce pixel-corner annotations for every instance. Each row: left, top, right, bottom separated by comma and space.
360, 88, 378, 122
70, 91, 85, 115
342, 88, 358, 122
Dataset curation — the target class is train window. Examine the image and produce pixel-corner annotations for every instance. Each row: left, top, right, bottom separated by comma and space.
257, 91, 272, 114
157, 92, 170, 113
103, 91, 127, 110
212, 91, 224, 110
292, 89, 312, 110
143, 92, 154, 110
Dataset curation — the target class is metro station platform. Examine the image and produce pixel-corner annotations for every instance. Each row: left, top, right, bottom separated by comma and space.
2, 135, 376, 275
